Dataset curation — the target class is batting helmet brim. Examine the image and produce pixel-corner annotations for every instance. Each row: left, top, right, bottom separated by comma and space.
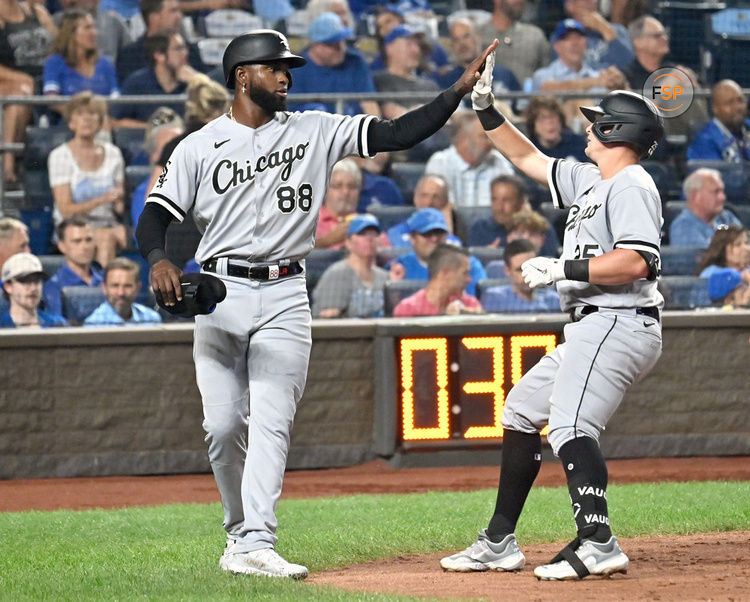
158, 273, 227, 318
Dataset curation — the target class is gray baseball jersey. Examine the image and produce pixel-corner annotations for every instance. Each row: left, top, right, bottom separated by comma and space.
547, 158, 664, 311
146, 111, 376, 263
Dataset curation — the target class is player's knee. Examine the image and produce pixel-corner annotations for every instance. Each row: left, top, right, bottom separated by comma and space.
547, 425, 601, 456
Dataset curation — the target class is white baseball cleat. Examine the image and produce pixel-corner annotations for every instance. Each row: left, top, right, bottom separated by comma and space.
440, 530, 526, 572
220, 547, 309, 579
534, 536, 629, 580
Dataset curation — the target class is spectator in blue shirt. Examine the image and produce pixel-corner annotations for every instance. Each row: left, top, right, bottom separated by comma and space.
1, 253, 68, 328
687, 80, 750, 163
112, 29, 199, 124
290, 12, 380, 117
482, 239, 560, 313
43, 217, 104, 316
388, 208, 487, 296
562, 0, 634, 70
84, 256, 161, 325
43, 9, 120, 108
525, 96, 587, 162
669, 168, 742, 248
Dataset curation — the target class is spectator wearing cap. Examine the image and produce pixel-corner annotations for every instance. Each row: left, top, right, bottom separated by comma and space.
388, 208, 487, 296
315, 159, 363, 250
370, 3, 449, 79
382, 174, 466, 248
669, 168, 741, 248
424, 110, 515, 207
476, 0, 550, 85
437, 18, 520, 106
290, 12, 380, 117
312, 214, 390, 318
373, 24, 440, 120
393, 243, 483, 317
528, 19, 626, 95
84, 257, 161, 326
707, 267, 750, 309
481, 238, 561, 313
468, 174, 559, 257
1, 253, 68, 328
562, 0, 633, 70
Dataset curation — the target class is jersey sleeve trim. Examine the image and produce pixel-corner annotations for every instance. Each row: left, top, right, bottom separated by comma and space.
614, 239, 660, 255
357, 114, 376, 158
146, 193, 186, 223
548, 158, 564, 209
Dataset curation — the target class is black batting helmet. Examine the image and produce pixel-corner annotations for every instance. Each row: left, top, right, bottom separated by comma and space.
222, 30, 306, 90
580, 90, 665, 158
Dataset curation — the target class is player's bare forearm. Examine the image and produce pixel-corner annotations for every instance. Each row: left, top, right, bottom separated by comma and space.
588, 249, 649, 285
484, 120, 551, 184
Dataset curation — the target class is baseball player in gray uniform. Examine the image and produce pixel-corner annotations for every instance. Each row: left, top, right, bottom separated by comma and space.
136, 30, 497, 579
441, 51, 665, 580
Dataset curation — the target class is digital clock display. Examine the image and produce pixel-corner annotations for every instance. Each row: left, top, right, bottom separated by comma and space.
397, 334, 557, 446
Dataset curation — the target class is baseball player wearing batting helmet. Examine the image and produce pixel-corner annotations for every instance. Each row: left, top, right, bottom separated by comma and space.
441, 51, 664, 580
136, 29, 498, 579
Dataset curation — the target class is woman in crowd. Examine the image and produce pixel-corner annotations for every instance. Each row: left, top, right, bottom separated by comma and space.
43, 9, 119, 103
696, 224, 750, 279
524, 96, 588, 162
0, 0, 57, 182
48, 91, 126, 267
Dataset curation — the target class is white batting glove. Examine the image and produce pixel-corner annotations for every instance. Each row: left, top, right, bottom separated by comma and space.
471, 50, 495, 110
521, 257, 566, 288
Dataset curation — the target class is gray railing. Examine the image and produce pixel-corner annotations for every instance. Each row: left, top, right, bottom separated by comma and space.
0, 88, 719, 213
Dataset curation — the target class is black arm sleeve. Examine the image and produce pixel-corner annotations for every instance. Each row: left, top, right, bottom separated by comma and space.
135, 203, 174, 265
366, 88, 463, 153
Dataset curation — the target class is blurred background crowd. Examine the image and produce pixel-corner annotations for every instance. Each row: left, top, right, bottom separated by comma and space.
2, 0, 750, 327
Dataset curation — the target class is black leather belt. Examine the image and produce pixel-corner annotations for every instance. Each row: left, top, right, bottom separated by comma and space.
202, 259, 303, 281
570, 305, 660, 322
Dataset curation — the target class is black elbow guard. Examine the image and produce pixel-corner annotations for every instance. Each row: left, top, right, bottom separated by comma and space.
636, 250, 660, 281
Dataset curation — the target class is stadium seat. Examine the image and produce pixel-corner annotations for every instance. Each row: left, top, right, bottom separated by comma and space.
0, 295, 8, 315
61, 286, 106, 324
642, 160, 680, 201
519, 173, 552, 208
390, 162, 424, 203
538, 202, 570, 243
23, 125, 71, 170
21, 169, 54, 212
468, 246, 503, 266
39, 254, 65, 278
660, 245, 704, 276
304, 248, 345, 294
476, 278, 510, 301
196, 37, 232, 65
485, 259, 506, 279
660, 276, 711, 309
706, 8, 750, 87
367, 204, 414, 231
125, 165, 152, 196
20, 208, 54, 255
384, 279, 423, 316
685, 161, 750, 205
454, 206, 490, 231
376, 247, 406, 268
662, 201, 686, 244
113, 128, 147, 166
203, 9, 262, 38
727, 203, 750, 228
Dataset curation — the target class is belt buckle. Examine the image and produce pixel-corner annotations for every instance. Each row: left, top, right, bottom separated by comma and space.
268, 265, 279, 280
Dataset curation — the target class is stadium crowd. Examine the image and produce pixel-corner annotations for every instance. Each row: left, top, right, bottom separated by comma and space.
2, 0, 750, 327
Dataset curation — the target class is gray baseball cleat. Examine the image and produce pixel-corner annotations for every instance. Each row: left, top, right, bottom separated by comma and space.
440, 530, 526, 572
220, 547, 308, 579
534, 536, 629, 580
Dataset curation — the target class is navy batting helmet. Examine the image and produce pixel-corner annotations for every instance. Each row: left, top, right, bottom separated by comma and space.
222, 30, 306, 90
580, 90, 665, 158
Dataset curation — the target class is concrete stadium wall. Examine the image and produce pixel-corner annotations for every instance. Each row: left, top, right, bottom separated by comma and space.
1, 312, 749, 479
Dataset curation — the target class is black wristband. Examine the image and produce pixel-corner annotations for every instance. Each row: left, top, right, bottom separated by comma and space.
564, 259, 590, 282
476, 105, 506, 131
147, 248, 167, 267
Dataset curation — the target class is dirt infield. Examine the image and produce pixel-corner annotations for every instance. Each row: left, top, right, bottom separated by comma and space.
2, 457, 749, 600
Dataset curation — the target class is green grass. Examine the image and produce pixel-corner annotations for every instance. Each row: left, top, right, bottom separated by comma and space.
0, 481, 748, 601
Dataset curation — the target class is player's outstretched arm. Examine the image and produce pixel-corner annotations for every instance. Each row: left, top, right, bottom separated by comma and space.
471, 53, 551, 185
135, 203, 184, 306
366, 41, 498, 154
